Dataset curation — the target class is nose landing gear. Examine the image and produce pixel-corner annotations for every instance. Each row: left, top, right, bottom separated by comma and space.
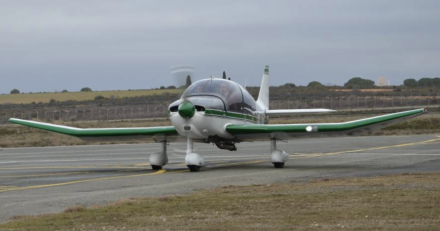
185, 138, 205, 172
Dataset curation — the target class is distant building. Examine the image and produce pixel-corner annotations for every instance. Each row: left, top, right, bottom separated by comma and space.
377, 76, 389, 86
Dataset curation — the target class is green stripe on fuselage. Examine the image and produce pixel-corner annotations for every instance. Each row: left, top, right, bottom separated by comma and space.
204, 109, 257, 122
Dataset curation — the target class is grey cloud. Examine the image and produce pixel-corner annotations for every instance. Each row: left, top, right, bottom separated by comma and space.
1, 0, 439, 93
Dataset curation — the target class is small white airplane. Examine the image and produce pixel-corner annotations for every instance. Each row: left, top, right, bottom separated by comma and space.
9, 66, 427, 172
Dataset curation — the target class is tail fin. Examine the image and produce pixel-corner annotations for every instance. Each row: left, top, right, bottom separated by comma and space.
256, 65, 269, 110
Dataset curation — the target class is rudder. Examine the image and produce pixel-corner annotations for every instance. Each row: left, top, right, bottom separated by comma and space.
256, 65, 269, 110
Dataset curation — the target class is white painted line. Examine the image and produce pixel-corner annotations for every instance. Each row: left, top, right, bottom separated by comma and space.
0, 161, 18, 164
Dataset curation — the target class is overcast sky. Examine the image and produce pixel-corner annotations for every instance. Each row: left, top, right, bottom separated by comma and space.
1, 0, 439, 94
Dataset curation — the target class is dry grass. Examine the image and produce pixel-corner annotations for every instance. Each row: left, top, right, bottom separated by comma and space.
1, 173, 439, 230
0, 89, 181, 104
63, 206, 86, 213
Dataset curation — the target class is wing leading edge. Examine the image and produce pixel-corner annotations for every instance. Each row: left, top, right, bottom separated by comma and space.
226, 108, 427, 141
8, 118, 183, 142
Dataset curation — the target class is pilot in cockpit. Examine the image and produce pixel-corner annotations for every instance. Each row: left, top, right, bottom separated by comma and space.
194, 84, 204, 93
218, 81, 239, 112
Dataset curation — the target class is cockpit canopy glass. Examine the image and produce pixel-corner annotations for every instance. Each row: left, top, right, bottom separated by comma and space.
182, 79, 244, 113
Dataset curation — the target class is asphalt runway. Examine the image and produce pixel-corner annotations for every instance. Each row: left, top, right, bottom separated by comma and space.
1, 134, 440, 222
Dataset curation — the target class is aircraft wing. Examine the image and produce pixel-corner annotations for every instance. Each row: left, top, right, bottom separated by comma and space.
8, 118, 184, 142
226, 108, 427, 141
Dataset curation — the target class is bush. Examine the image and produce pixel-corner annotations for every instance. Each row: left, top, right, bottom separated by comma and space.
307, 81, 324, 88
94, 95, 105, 100
418, 78, 432, 87
403, 79, 418, 87
81, 87, 92, 92
10, 89, 20, 94
62, 90, 69, 93
282, 83, 296, 88
344, 77, 375, 89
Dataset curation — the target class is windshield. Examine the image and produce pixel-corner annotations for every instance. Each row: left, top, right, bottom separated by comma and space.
182, 79, 243, 113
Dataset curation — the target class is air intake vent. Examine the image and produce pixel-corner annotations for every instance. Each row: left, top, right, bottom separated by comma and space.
195, 105, 205, 112
169, 106, 178, 112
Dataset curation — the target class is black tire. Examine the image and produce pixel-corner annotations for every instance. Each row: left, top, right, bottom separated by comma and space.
274, 163, 284, 168
188, 165, 201, 172
151, 165, 162, 170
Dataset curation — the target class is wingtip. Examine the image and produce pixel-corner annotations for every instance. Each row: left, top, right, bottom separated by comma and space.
8, 118, 17, 123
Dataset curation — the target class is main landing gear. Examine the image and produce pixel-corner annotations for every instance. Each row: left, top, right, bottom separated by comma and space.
185, 138, 205, 172
149, 141, 168, 170
270, 139, 288, 168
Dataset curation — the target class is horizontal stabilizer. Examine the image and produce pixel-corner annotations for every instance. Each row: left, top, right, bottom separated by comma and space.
263, 109, 336, 115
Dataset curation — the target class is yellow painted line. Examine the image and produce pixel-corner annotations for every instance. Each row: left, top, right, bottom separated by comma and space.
0, 170, 166, 194
134, 163, 151, 167
290, 137, 440, 158
0, 171, 90, 178
168, 169, 190, 173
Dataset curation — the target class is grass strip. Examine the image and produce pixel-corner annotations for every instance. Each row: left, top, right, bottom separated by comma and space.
1, 173, 439, 231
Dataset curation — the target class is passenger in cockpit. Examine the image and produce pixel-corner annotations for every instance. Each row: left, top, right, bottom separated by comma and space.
218, 81, 240, 112
218, 82, 229, 98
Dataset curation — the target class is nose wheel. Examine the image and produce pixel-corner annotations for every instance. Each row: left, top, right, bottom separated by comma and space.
151, 165, 163, 170
185, 138, 205, 172
187, 165, 201, 172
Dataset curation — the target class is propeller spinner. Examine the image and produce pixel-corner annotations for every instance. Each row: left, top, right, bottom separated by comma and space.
178, 101, 195, 119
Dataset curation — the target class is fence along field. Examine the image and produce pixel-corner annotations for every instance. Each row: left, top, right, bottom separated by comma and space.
1, 95, 439, 124
0, 89, 181, 104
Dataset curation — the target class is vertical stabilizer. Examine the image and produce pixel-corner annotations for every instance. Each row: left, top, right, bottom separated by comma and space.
256, 65, 270, 110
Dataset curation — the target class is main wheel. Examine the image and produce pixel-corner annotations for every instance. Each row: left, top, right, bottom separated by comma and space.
274, 163, 284, 168
188, 165, 201, 172
151, 165, 162, 170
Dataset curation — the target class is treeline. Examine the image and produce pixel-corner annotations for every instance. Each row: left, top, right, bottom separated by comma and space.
403, 78, 440, 88
286, 77, 440, 89
284, 77, 377, 89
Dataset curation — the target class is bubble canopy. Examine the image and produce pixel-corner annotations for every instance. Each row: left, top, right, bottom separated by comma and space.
180, 79, 256, 114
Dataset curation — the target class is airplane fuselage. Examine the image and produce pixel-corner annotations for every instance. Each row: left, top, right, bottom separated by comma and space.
168, 78, 264, 148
